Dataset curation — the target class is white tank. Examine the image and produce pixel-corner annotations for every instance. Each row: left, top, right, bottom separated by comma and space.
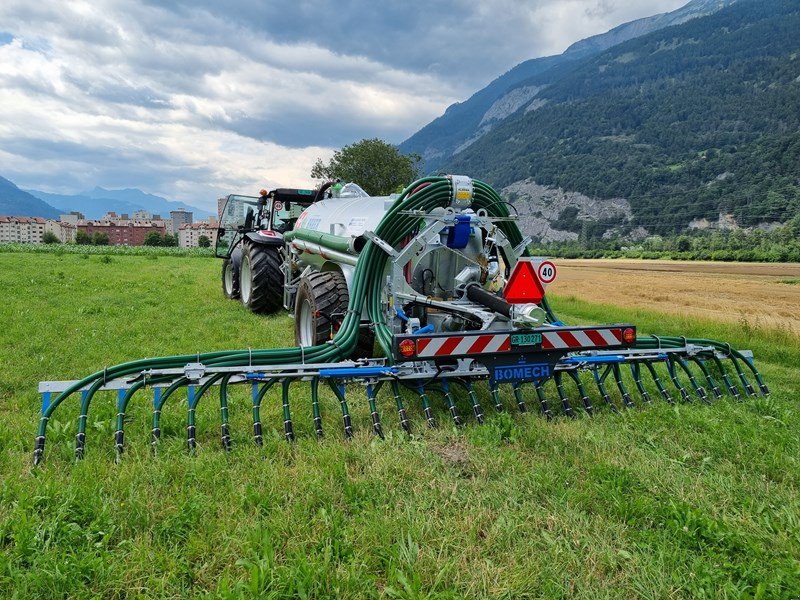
294, 183, 396, 238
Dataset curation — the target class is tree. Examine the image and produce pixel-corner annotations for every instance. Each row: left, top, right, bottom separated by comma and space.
144, 232, 163, 246
76, 230, 92, 245
42, 231, 60, 244
93, 232, 109, 246
163, 234, 178, 247
198, 235, 211, 248
311, 138, 421, 196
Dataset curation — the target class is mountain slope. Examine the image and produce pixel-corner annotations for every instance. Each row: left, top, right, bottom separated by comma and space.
399, 0, 739, 172
28, 187, 212, 220
445, 0, 800, 236
0, 177, 61, 219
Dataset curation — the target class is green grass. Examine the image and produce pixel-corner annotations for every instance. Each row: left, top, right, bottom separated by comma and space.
0, 253, 798, 598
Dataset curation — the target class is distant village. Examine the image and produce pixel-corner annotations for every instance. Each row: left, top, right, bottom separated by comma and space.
0, 203, 224, 248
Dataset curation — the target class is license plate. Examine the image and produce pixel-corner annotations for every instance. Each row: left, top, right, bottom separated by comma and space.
510, 332, 542, 347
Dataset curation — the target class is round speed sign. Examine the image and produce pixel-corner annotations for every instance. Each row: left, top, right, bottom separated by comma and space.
537, 260, 557, 284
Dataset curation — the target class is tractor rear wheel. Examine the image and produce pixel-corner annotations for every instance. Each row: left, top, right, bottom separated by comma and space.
221, 258, 240, 299
240, 242, 283, 314
294, 270, 375, 357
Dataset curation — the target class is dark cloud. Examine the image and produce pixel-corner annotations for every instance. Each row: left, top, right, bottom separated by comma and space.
0, 0, 688, 205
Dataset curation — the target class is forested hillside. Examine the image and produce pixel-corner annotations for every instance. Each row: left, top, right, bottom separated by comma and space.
446, 0, 800, 235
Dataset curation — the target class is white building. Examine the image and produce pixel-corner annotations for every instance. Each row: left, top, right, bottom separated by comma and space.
178, 221, 218, 248
45, 220, 76, 243
0, 216, 47, 243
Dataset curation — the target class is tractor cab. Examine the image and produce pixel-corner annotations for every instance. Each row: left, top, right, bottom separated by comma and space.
215, 188, 316, 259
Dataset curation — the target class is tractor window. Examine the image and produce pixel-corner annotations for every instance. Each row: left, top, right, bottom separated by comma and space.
270, 201, 309, 233
215, 195, 262, 258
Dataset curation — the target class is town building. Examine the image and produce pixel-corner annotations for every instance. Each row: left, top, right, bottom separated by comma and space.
178, 221, 218, 248
60, 211, 85, 226
45, 220, 77, 243
77, 220, 166, 245
169, 209, 192, 235
0, 216, 47, 243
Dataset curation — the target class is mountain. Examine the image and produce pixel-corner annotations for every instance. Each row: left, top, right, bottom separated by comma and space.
0, 176, 61, 219
445, 0, 800, 236
399, 0, 740, 172
28, 187, 213, 220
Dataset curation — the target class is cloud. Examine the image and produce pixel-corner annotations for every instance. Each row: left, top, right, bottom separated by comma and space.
0, 0, 687, 210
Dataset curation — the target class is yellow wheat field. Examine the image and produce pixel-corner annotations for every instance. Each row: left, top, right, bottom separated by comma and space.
548, 259, 800, 336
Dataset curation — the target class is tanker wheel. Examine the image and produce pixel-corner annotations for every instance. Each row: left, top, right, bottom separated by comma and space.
293, 271, 375, 356
221, 258, 240, 299
294, 271, 349, 347
240, 242, 283, 314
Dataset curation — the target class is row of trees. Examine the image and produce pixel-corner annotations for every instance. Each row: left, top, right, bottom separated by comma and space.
532, 215, 800, 262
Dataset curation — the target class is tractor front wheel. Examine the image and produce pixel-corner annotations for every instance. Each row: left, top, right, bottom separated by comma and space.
221, 258, 240, 299
240, 242, 283, 314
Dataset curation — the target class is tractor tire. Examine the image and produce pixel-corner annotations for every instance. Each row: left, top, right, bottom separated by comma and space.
221, 258, 240, 299
294, 271, 349, 347
294, 270, 376, 357
240, 242, 283, 314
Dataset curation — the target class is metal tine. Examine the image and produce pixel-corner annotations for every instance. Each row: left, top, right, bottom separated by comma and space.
665, 356, 693, 403
628, 363, 653, 404
611, 363, 636, 409
674, 356, 710, 405
488, 380, 504, 412
114, 374, 174, 459
691, 357, 723, 400
75, 380, 103, 460
390, 380, 411, 434
711, 354, 741, 400
365, 383, 384, 439
280, 379, 295, 441
591, 366, 620, 414
219, 375, 233, 451
533, 380, 553, 420
416, 381, 437, 428
186, 386, 198, 453
185, 373, 227, 453
253, 379, 279, 446
462, 379, 485, 424
326, 380, 353, 439
310, 377, 324, 438
115, 382, 144, 461
566, 370, 593, 415
643, 361, 674, 404
151, 377, 189, 454
511, 382, 528, 413
553, 373, 576, 418
440, 379, 463, 426
728, 351, 758, 397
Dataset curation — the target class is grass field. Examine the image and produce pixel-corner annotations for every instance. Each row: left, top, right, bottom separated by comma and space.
1, 253, 799, 598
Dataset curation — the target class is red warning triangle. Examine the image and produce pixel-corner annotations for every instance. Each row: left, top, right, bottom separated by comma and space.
504, 260, 545, 304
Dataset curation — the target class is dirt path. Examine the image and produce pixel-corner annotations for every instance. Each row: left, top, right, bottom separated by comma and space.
547, 259, 800, 335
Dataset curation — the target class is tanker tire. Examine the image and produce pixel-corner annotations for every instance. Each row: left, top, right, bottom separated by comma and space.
294, 271, 349, 347
240, 242, 283, 314
294, 270, 376, 358
221, 258, 240, 299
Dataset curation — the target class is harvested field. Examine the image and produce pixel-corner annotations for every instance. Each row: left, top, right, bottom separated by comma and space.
549, 259, 800, 336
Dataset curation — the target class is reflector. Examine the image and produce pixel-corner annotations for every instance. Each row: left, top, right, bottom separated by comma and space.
504, 259, 545, 304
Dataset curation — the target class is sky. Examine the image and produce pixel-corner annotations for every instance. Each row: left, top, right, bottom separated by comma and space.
0, 0, 687, 211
